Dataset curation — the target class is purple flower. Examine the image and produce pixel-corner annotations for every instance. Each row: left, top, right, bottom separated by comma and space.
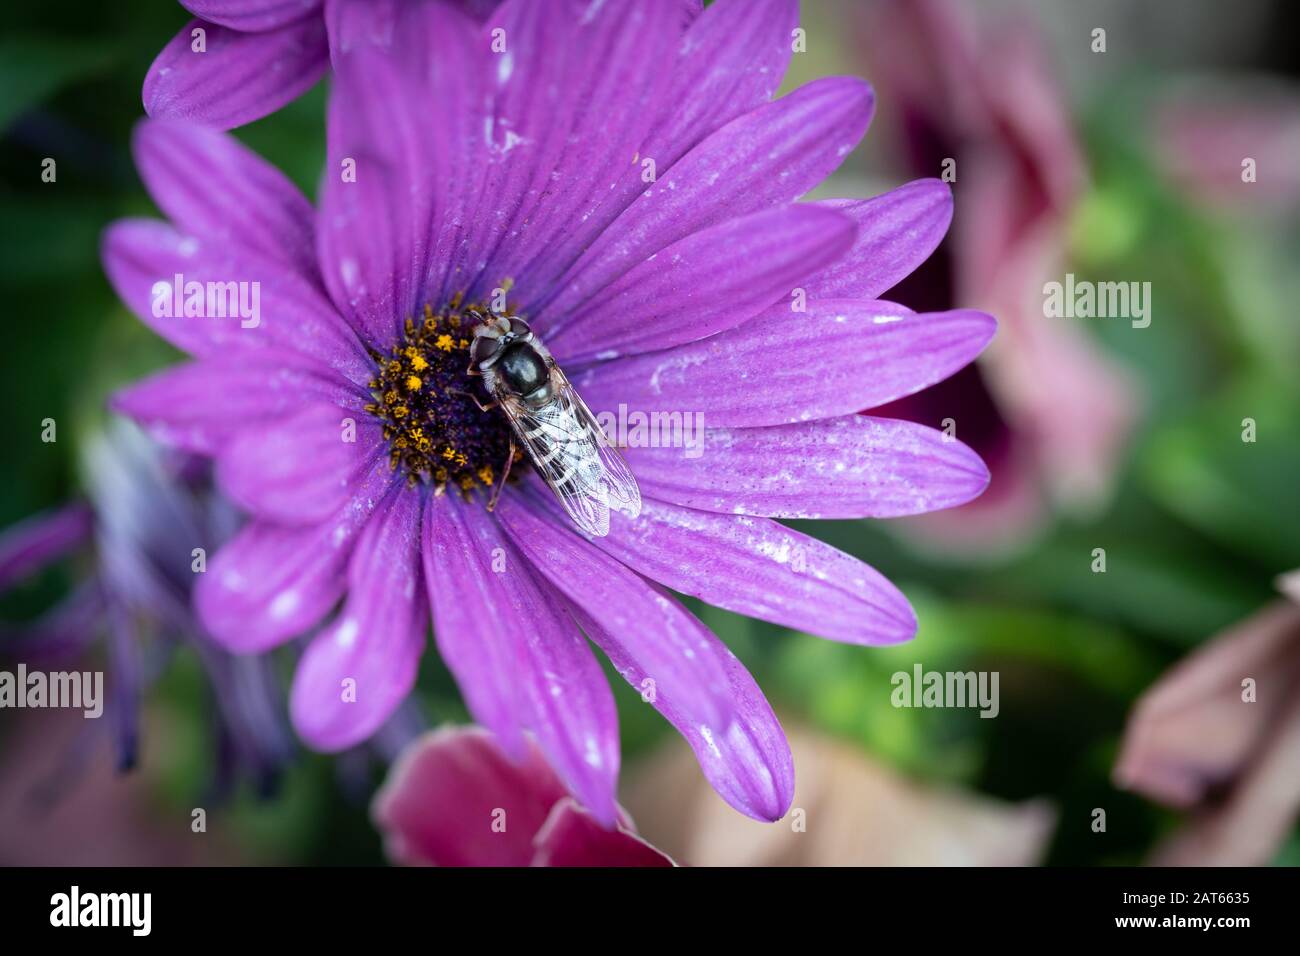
0, 421, 293, 792
373, 726, 673, 867
105, 0, 995, 823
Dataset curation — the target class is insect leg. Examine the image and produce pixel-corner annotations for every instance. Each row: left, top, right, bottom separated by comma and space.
446, 386, 498, 413
486, 443, 518, 512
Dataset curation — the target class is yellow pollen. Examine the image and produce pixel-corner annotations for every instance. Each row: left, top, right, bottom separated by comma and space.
370, 298, 523, 498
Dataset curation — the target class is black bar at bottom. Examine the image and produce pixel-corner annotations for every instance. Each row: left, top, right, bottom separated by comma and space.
0, 865, 1283, 941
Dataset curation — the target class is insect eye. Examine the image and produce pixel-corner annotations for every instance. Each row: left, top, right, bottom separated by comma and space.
508, 317, 533, 339
470, 334, 502, 368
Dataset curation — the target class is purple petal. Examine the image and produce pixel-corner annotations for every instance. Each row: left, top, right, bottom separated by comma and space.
144, 17, 328, 130
290, 487, 426, 751
82, 420, 204, 631
546, 205, 856, 363
318, 0, 451, 346
316, 152, 416, 350
132, 118, 317, 277
422, 494, 620, 824
395, 3, 489, 308
0, 504, 93, 595
106, 602, 143, 771
216, 403, 384, 525
624, 415, 991, 519
454, 0, 682, 304
198, 647, 296, 786
372, 726, 572, 867
110, 352, 369, 455
101, 219, 370, 383
316, 0, 507, 328
536, 76, 874, 328
567, 600, 794, 822
804, 178, 954, 299
531, 798, 674, 867
180, 0, 320, 32
529, 490, 915, 646
576, 301, 996, 427
644, 0, 799, 166
195, 455, 396, 651
1, 582, 105, 664
496, 494, 736, 733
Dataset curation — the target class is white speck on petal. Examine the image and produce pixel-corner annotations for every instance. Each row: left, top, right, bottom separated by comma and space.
336, 617, 359, 648
340, 258, 359, 287
270, 590, 300, 620
699, 725, 722, 758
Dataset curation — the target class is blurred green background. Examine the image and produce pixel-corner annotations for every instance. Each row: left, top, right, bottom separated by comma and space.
1, 0, 1298, 866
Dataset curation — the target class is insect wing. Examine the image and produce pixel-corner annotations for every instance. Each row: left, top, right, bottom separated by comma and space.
560, 373, 642, 520
495, 382, 612, 537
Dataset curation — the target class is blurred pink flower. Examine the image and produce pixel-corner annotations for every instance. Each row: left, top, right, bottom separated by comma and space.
1152, 80, 1300, 213
1114, 588, 1300, 866
861, 0, 1139, 554
623, 725, 1055, 866
372, 727, 672, 867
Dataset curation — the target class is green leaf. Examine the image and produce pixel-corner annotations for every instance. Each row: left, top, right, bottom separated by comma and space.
0, 35, 117, 133
1142, 380, 1300, 570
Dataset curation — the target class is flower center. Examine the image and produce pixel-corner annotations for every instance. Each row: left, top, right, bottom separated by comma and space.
365, 297, 519, 494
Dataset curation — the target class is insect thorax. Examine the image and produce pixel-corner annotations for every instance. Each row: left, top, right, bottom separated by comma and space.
496, 341, 551, 403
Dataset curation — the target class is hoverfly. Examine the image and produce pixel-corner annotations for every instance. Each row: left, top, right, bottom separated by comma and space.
466, 309, 641, 537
